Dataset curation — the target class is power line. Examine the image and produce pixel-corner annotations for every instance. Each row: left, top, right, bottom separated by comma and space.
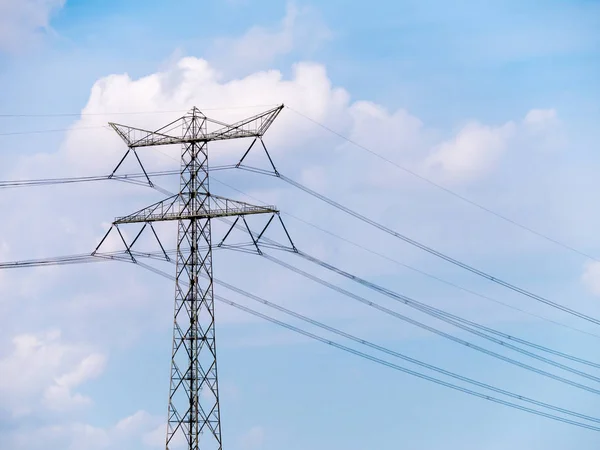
0, 105, 280, 137
414, 299, 600, 370
211, 176, 600, 340
3, 230, 598, 432
0, 111, 187, 118
0, 104, 281, 118
0, 125, 109, 136
0, 166, 235, 190
204, 212, 600, 392
215, 283, 600, 425
199, 215, 600, 391
10, 180, 596, 391
269, 250, 600, 373
285, 210, 600, 340
130, 260, 600, 431
164, 213, 600, 381
285, 105, 600, 263
0, 254, 106, 268
219, 295, 600, 432
216, 208, 600, 374
0, 249, 170, 269
277, 173, 600, 327
4, 244, 599, 430
259, 251, 600, 394
0, 169, 178, 189
0, 245, 255, 271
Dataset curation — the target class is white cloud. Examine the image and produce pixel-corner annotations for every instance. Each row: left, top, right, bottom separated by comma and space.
349, 101, 425, 158
582, 261, 600, 296
425, 120, 517, 183
210, 2, 332, 74
42, 385, 93, 411
43, 353, 107, 411
115, 410, 156, 434
51, 59, 350, 177
0, 0, 65, 52
240, 426, 265, 449
522, 108, 565, 151
524, 108, 558, 126
51, 56, 554, 190
424, 107, 564, 183
56, 353, 106, 387
1, 410, 162, 450
0, 330, 106, 416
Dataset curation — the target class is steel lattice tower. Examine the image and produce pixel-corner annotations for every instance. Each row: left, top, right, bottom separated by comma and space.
96, 105, 284, 450
168, 108, 221, 449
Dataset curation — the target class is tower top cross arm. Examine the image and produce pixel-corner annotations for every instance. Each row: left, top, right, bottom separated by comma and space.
109, 104, 284, 148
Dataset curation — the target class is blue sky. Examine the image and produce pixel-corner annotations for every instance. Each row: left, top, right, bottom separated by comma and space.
1, 0, 600, 449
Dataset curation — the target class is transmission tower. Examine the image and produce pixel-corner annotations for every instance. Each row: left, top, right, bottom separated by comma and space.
94, 105, 287, 450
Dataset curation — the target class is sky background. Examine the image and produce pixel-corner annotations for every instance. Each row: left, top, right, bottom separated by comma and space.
1, 0, 600, 449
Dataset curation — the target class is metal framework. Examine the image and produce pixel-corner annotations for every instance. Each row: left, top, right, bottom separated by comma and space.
96, 105, 285, 450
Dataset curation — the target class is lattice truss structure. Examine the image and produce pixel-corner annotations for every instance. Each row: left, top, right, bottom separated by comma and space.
93, 105, 294, 450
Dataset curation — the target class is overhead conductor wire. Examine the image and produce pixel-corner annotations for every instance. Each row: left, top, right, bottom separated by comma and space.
209, 189, 600, 375
285, 105, 600, 263
2, 242, 599, 432
128, 260, 600, 432
272, 173, 600, 326
210, 176, 600, 341
268, 250, 600, 373
211, 216, 600, 391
